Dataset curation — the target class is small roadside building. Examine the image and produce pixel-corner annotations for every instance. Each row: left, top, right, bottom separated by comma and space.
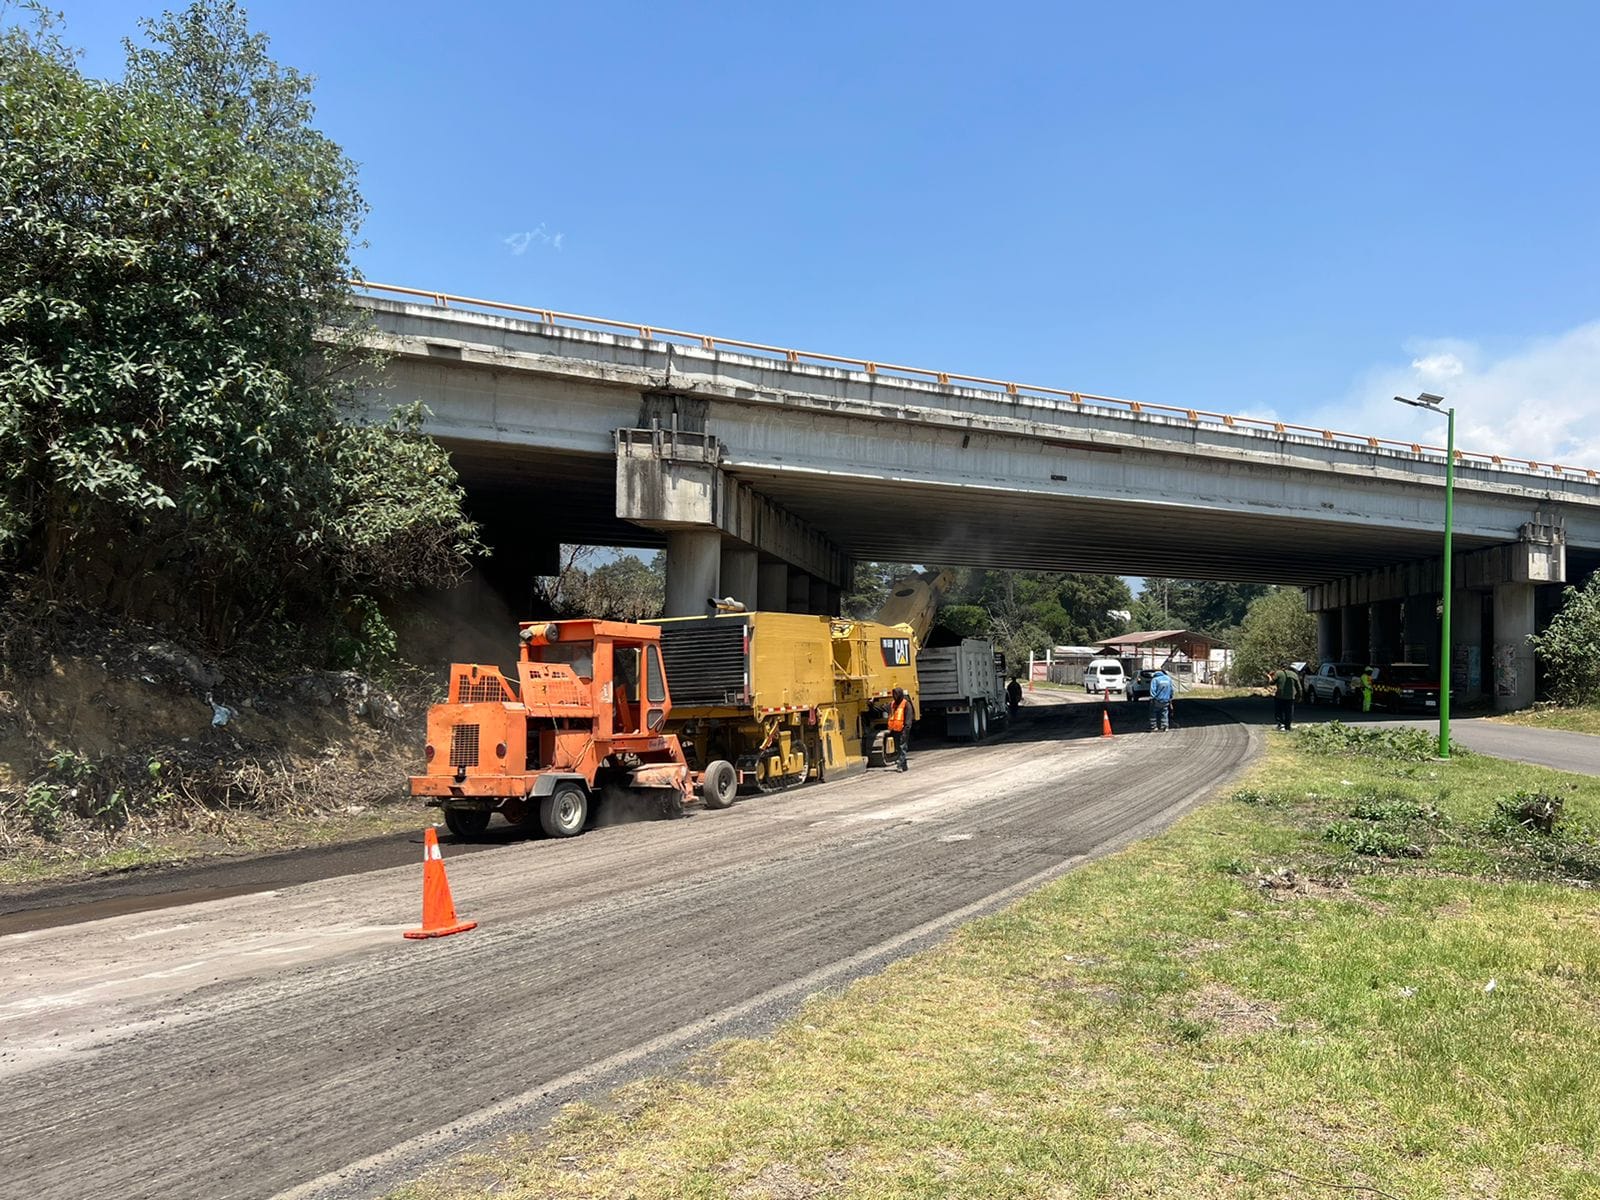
1096, 630, 1233, 683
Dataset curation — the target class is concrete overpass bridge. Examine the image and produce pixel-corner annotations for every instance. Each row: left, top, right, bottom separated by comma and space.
347, 283, 1600, 710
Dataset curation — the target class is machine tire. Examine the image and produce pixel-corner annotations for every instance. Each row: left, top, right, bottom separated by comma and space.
699, 759, 737, 809
538, 784, 589, 838
977, 702, 989, 739
443, 806, 492, 839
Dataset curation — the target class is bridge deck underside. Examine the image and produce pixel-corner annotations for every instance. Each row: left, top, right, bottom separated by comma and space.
437, 439, 1553, 585
731, 467, 1498, 583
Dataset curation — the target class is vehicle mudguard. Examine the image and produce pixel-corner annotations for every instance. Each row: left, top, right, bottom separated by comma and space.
529, 773, 590, 797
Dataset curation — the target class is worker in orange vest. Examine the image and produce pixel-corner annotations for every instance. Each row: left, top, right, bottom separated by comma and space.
888, 686, 915, 772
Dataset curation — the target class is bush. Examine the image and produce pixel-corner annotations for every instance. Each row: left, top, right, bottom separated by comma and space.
1487, 790, 1566, 837
1295, 721, 1449, 762
1529, 574, 1600, 706
1323, 820, 1422, 858
1351, 793, 1427, 823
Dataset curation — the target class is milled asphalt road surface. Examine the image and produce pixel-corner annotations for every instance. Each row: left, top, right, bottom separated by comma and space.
1, 698, 1253, 1200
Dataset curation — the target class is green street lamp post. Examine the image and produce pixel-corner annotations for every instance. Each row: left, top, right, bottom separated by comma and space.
1395, 392, 1454, 758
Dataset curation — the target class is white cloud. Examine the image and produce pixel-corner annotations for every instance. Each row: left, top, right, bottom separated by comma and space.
1320, 322, 1600, 468
1410, 352, 1465, 378
503, 223, 566, 256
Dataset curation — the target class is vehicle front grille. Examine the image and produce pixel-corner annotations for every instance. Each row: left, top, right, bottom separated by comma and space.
449, 723, 480, 768
457, 675, 505, 703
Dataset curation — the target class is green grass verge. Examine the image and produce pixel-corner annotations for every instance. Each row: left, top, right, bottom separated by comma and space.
1494, 705, 1600, 735
394, 728, 1600, 1200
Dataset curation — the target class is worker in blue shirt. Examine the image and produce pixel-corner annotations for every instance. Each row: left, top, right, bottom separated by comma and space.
1148, 668, 1174, 732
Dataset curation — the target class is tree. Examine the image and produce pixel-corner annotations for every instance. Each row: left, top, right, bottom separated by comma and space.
1134, 579, 1268, 635
1529, 573, 1600, 706
581, 554, 665, 621
1232, 588, 1317, 686
0, 2, 478, 648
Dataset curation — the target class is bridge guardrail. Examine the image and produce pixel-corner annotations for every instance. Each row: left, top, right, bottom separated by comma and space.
350, 280, 1597, 486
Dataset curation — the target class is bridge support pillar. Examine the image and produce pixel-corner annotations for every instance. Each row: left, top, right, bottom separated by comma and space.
1404, 595, 1440, 664
1317, 611, 1337, 662
1370, 600, 1402, 666
1340, 606, 1368, 665
719, 546, 759, 610
810, 577, 833, 615
1492, 583, 1536, 712
664, 529, 721, 618
758, 562, 789, 611
1452, 588, 1485, 701
787, 572, 812, 613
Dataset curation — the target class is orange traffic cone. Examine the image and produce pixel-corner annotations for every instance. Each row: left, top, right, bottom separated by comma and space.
1101, 706, 1114, 739
404, 827, 477, 939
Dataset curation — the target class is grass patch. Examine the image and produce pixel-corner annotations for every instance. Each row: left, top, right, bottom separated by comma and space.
1494, 704, 1600, 735
393, 736, 1600, 1200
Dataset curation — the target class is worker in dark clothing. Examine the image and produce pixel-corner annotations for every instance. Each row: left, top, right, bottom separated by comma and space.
1006, 676, 1023, 718
1269, 665, 1303, 731
888, 686, 915, 772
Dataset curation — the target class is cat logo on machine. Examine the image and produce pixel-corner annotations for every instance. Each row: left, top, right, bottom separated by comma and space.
880, 637, 912, 667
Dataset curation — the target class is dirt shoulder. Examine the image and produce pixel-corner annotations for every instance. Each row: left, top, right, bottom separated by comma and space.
0, 612, 440, 889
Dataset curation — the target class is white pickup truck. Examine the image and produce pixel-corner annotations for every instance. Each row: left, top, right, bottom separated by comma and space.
1304, 660, 1365, 706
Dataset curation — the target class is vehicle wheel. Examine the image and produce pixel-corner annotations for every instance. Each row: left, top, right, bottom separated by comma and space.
538, 784, 589, 838
699, 759, 737, 809
977, 702, 989, 739
443, 806, 491, 839
966, 708, 981, 741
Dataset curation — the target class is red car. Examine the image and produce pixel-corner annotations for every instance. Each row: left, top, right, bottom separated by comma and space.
1374, 663, 1444, 712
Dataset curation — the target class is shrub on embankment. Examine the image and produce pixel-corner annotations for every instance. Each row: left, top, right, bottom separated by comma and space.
0, 2, 480, 657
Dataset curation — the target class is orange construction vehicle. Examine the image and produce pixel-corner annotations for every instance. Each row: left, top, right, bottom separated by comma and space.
409, 619, 737, 838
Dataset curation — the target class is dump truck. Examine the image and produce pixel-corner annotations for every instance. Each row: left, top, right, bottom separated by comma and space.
649, 611, 921, 792
409, 619, 738, 839
916, 639, 1008, 740
872, 569, 1008, 741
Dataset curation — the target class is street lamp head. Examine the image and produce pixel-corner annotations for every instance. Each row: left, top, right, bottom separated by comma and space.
1394, 392, 1448, 412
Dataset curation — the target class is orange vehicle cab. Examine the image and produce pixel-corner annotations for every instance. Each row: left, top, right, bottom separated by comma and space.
410, 620, 727, 839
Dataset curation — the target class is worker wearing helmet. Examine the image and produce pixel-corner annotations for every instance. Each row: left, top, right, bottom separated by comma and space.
888, 686, 915, 772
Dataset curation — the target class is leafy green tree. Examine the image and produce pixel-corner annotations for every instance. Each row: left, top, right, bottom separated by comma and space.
582, 553, 665, 621
1232, 588, 1317, 686
0, 2, 477, 648
1135, 579, 1267, 635
1529, 573, 1600, 706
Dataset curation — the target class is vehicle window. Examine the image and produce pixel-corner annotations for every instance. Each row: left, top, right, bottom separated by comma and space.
646, 645, 667, 703
614, 645, 641, 691
535, 641, 594, 678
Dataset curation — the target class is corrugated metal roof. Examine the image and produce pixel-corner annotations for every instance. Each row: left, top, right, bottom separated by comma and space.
1098, 629, 1227, 649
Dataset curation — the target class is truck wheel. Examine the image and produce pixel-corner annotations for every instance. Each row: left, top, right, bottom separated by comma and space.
539, 784, 588, 838
977, 702, 989, 739
699, 760, 737, 809
443, 807, 491, 839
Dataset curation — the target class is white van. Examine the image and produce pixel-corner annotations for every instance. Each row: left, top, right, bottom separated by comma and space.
1083, 658, 1127, 695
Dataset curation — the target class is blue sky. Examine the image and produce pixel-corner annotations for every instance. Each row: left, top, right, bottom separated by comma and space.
42, 0, 1600, 466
